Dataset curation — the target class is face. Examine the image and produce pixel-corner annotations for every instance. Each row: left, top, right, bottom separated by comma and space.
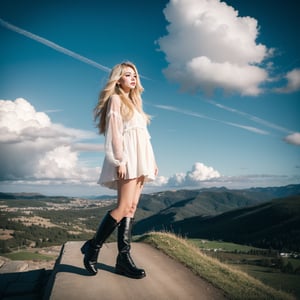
118, 66, 137, 93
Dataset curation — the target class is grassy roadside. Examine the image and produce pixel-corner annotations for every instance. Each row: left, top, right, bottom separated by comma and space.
137, 231, 295, 300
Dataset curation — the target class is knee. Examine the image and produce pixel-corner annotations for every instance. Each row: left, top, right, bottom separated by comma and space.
130, 203, 137, 214
122, 203, 137, 217
127, 205, 136, 216
118, 205, 132, 217
123, 207, 131, 216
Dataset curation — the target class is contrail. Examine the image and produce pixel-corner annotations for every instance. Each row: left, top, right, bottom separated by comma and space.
154, 104, 269, 135
0, 18, 111, 73
206, 99, 293, 134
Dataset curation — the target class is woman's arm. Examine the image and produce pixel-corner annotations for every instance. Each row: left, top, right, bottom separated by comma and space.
105, 95, 127, 167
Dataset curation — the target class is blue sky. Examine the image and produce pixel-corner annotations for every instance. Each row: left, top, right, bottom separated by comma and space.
0, 0, 299, 197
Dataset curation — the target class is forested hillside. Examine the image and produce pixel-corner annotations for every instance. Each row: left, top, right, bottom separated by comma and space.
135, 194, 300, 251
1, 184, 299, 253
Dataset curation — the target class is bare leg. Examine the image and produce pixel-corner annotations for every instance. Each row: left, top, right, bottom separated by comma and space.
81, 177, 144, 276
126, 176, 144, 218
114, 176, 146, 279
110, 176, 145, 222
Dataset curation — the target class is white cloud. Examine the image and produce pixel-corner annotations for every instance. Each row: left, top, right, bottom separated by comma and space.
168, 172, 186, 186
145, 162, 221, 190
275, 68, 300, 94
35, 145, 78, 179
186, 162, 221, 182
157, 0, 270, 96
146, 163, 299, 193
165, 162, 221, 187
71, 143, 104, 152
149, 175, 169, 187
284, 132, 300, 146
0, 98, 102, 182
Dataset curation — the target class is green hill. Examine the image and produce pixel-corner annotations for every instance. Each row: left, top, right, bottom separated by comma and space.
138, 184, 300, 211
134, 185, 300, 252
146, 195, 300, 252
135, 190, 272, 234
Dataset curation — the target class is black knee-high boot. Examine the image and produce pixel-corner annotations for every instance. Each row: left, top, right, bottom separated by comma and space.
81, 212, 118, 275
115, 217, 146, 279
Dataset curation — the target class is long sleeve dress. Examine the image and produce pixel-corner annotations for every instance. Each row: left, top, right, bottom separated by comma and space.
98, 94, 157, 190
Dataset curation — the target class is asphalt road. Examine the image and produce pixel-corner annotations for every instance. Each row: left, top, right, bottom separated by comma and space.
45, 241, 226, 300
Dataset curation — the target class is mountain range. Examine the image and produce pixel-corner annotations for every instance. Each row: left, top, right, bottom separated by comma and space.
134, 184, 300, 251
1, 184, 299, 251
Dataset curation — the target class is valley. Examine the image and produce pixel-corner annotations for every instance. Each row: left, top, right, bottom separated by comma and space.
1, 184, 300, 298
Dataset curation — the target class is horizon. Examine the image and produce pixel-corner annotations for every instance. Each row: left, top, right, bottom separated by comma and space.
1, 182, 299, 198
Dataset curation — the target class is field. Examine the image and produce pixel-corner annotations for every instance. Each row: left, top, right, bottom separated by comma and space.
237, 264, 300, 298
0, 197, 116, 251
191, 239, 300, 298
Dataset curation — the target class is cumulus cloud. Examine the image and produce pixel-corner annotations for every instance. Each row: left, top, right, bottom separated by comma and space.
166, 162, 221, 187
146, 163, 299, 193
275, 68, 300, 93
71, 143, 104, 152
284, 132, 300, 146
35, 145, 79, 179
157, 0, 270, 96
0, 98, 102, 183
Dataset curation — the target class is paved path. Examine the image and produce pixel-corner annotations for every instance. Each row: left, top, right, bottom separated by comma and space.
44, 241, 226, 300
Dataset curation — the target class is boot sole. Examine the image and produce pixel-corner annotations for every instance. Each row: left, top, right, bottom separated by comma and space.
115, 267, 146, 279
84, 261, 98, 276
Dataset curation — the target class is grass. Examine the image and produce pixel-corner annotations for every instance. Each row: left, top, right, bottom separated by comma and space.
235, 264, 300, 299
196, 243, 300, 298
138, 231, 295, 300
190, 239, 263, 252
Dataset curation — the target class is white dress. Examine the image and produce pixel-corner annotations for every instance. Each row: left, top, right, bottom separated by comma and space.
98, 95, 156, 190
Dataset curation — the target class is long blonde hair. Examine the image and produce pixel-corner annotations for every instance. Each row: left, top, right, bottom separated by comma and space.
94, 61, 149, 134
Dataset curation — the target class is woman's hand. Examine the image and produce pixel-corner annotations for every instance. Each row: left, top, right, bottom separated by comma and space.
117, 164, 126, 179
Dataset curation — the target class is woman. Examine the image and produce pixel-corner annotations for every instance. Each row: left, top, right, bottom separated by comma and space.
81, 61, 158, 279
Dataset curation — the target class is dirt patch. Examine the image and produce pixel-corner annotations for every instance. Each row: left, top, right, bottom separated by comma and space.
67, 231, 82, 235
10, 216, 59, 228
67, 225, 94, 235
0, 229, 14, 240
